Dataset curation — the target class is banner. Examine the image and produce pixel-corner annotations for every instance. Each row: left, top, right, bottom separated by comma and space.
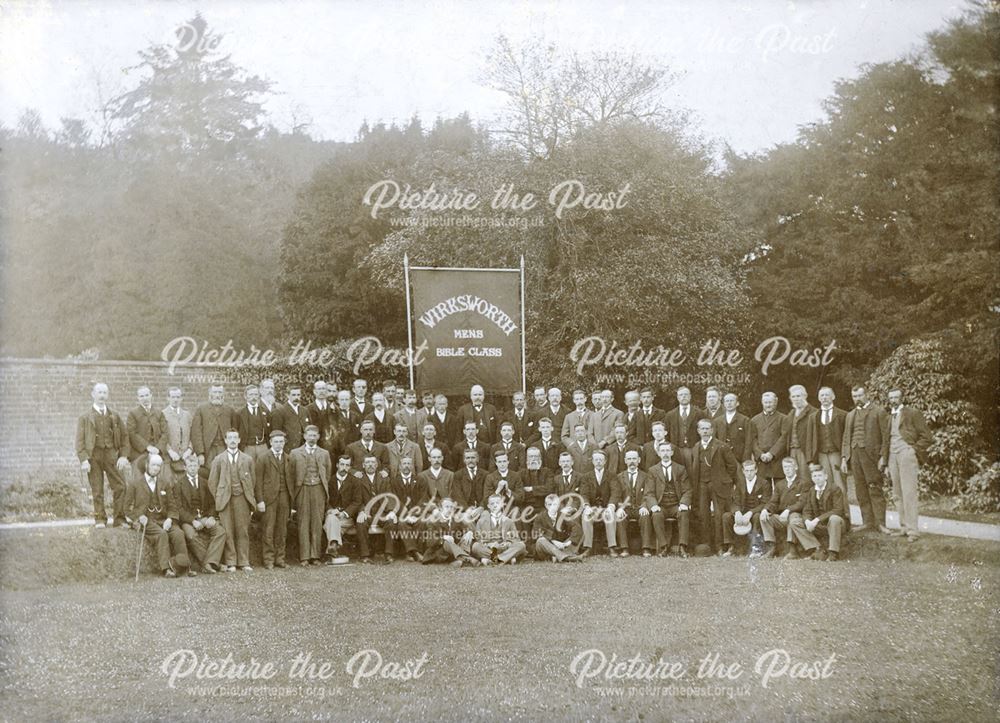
407, 264, 524, 395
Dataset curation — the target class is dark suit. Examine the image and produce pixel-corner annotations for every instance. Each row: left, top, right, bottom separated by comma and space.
255, 451, 296, 566
532, 510, 583, 560
451, 466, 485, 509
503, 408, 535, 445
490, 441, 526, 471
383, 473, 430, 555
533, 404, 569, 441
343, 473, 381, 558
760, 476, 808, 545
305, 401, 333, 448
610, 469, 653, 551
788, 404, 819, 479
417, 467, 454, 503
191, 403, 236, 468
633, 407, 667, 445
791, 485, 847, 553
664, 405, 702, 468
271, 402, 310, 450
429, 410, 461, 450
366, 409, 395, 444
458, 402, 499, 445
75, 406, 129, 524
482, 470, 523, 508
235, 405, 270, 456
126, 405, 168, 461
723, 475, 772, 549
345, 440, 390, 472
842, 403, 889, 528
527, 437, 564, 472
326, 407, 360, 457
125, 473, 188, 572
519, 467, 553, 513
605, 441, 642, 476
171, 471, 226, 570
646, 461, 691, 548
690, 438, 738, 549
713, 412, 751, 462
748, 411, 789, 479
451, 439, 493, 472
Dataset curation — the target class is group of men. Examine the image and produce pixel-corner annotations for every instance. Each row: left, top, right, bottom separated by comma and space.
75, 377, 932, 576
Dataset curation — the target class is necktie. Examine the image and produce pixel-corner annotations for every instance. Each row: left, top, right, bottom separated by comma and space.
229, 453, 237, 465
665, 466, 671, 481
823, 409, 830, 424
189, 476, 197, 490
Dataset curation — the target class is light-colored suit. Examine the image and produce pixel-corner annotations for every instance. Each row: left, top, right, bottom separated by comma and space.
417, 467, 454, 502
588, 405, 625, 448
561, 408, 594, 447
208, 449, 256, 567
161, 405, 193, 471
386, 439, 424, 477
471, 513, 525, 562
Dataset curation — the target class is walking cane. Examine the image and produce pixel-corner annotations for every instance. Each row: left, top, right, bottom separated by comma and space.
135, 519, 147, 582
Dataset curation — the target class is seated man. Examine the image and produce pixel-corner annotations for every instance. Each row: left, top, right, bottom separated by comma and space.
609, 450, 652, 557
533, 493, 584, 563
342, 454, 384, 564
790, 465, 847, 561
471, 494, 526, 565
579, 449, 618, 556
126, 454, 191, 578
723, 458, 772, 558
172, 454, 226, 573
323, 454, 353, 565
482, 450, 524, 509
421, 497, 479, 567
381, 455, 429, 562
759, 457, 807, 558
645, 441, 692, 558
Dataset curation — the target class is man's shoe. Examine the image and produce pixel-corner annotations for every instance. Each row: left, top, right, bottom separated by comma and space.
225, 565, 237, 573
827, 551, 839, 561
658, 549, 671, 558
721, 546, 733, 558
907, 534, 919, 543
678, 546, 690, 559
451, 559, 465, 568
382, 554, 394, 564
813, 548, 827, 562
783, 547, 799, 560
264, 563, 274, 570
94, 522, 106, 529
642, 550, 652, 558
187, 569, 198, 577
508, 557, 517, 565
579, 548, 592, 558
408, 551, 424, 562
310, 559, 322, 566
300, 561, 310, 568
202, 565, 217, 575
608, 547, 619, 557
565, 554, 584, 563
619, 550, 630, 558
360, 557, 374, 564
164, 569, 177, 578
242, 566, 253, 572
275, 561, 287, 569
853, 524, 870, 533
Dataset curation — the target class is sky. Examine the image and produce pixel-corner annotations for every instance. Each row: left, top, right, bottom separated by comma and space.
0, 0, 966, 154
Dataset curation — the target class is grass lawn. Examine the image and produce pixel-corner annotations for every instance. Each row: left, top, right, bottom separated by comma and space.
1, 532, 997, 721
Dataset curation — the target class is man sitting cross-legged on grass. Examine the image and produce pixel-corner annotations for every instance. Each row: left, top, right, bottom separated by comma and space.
471, 494, 526, 565
421, 497, 479, 567
723, 458, 772, 558
125, 453, 192, 578
533, 493, 585, 563
172, 454, 226, 574
759, 457, 808, 558
789, 465, 848, 561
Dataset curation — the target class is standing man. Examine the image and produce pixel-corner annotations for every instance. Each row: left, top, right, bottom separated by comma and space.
272, 385, 310, 451
690, 419, 738, 555
702, 386, 724, 421
491, 421, 526, 472
395, 389, 422, 442
788, 384, 819, 482
345, 420, 390, 473
566, 423, 597, 474
622, 390, 642, 443
561, 389, 593, 448
635, 387, 666, 446
387, 422, 423, 477
527, 418, 563, 472
883, 389, 933, 542
191, 385, 236, 474
125, 454, 191, 578
452, 421, 492, 472
641, 421, 670, 470
749, 391, 789, 484
430, 394, 460, 451
458, 384, 499, 445
258, 378, 277, 416
328, 389, 359, 455
815, 386, 848, 511
172, 454, 226, 573
76, 382, 130, 527
588, 390, 624, 449
538, 387, 569, 441
306, 381, 332, 448
368, 392, 395, 444
208, 429, 256, 572
255, 430, 296, 569
350, 378, 369, 419
665, 386, 701, 471
162, 387, 193, 477
127, 386, 167, 471
419, 422, 448, 471
417, 447, 454, 503
713, 392, 750, 463
842, 386, 890, 533
236, 384, 270, 462
605, 422, 641, 477
291, 425, 332, 566
505, 391, 535, 444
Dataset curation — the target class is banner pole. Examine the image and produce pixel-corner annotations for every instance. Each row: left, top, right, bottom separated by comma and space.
520, 255, 526, 395
404, 253, 415, 389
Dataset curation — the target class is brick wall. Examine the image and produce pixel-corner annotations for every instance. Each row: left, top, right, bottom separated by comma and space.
0, 358, 250, 483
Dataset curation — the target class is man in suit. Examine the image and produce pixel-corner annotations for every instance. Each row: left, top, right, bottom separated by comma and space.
382, 381, 398, 417
414, 391, 436, 440
452, 421, 492, 473
641, 421, 670, 470
471, 494, 526, 565
394, 389, 422, 442
579, 449, 618, 555
714, 392, 750, 464
534, 387, 568, 442
759, 457, 808, 558
172, 454, 226, 573
418, 422, 448, 471
366, 392, 395, 443
291, 425, 332, 566
842, 385, 890, 533
482, 450, 523, 508
76, 382, 130, 527
491, 422, 526, 472
345, 420, 390, 474
387, 422, 423, 477
530, 386, 548, 416
690, 418, 738, 554
350, 378, 369, 418
343, 454, 382, 563
126, 453, 191, 577
622, 390, 642, 443
381, 455, 429, 562
748, 392, 789, 483
702, 386, 724, 421
565, 422, 597, 474
588, 390, 624, 449
421, 497, 478, 567
635, 387, 667, 446
452, 448, 486, 510
504, 391, 535, 444
790, 465, 847, 560
664, 386, 701, 471
208, 429, 256, 572
327, 389, 360, 455
430, 394, 460, 451
127, 386, 167, 473
272, 386, 310, 451
561, 389, 593, 447
725, 458, 771, 557
610, 449, 652, 556
883, 389, 934, 542
815, 386, 848, 513
788, 384, 819, 481
255, 430, 296, 569
306, 380, 332, 449
236, 384, 270, 462
162, 387, 193, 476
533, 493, 585, 563
258, 378, 277, 416
191, 385, 236, 473
605, 422, 641, 477
527, 418, 563, 472
520, 446, 553, 518
644, 441, 693, 558
458, 383, 499, 445
323, 454, 353, 564
417, 447, 454, 503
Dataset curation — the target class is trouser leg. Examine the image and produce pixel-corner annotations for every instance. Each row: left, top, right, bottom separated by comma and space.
144, 521, 170, 571
789, 513, 818, 550
229, 497, 252, 566
896, 448, 920, 535
497, 540, 526, 562
852, 449, 886, 527
261, 503, 277, 565
182, 523, 208, 566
